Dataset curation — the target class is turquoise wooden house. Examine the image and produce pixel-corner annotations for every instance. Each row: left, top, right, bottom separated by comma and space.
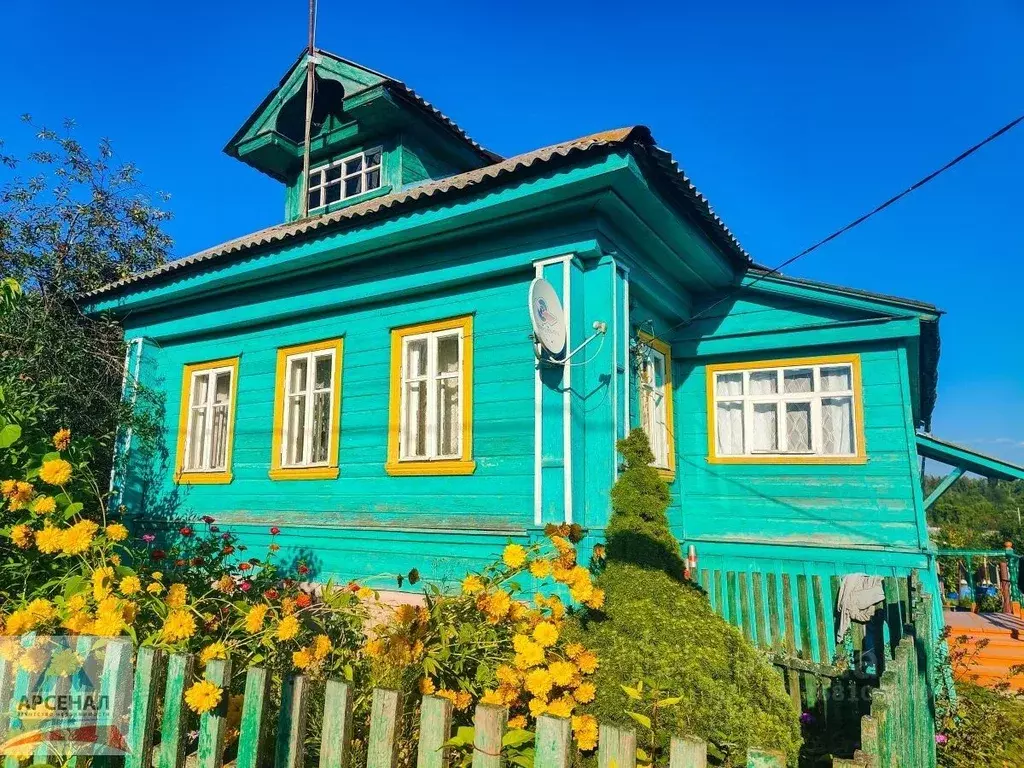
84, 50, 1023, 650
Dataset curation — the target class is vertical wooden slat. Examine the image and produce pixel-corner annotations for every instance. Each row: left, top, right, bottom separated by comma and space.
95, 638, 135, 768
738, 572, 753, 643
197, 658, 232, 768
276, 675, 310, 768
727, 571, 739, 628
713, 570, 724, 617
797, 574, 813, 660
597, 724, 636, 768
753, 573, 769, 649
811, 576, 831, 662
745, 748, 786, 767
533, 714, 570, 768
126, 648, 166, 768
0, 658, 14, 750
416, 695, 452, 768
883, 577, 902, 656
767, 572, 782, 652
366, 688, 404, 768
159, 653, 194, 768
669, 735, 707, 768
471, 704, 506, 768
236, 667, 272, 768
699, 569, 710, 597
321, 680, 356, 768
781, 574, 801, 711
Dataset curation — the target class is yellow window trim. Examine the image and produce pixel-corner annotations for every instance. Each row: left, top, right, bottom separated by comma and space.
705, 352, 867, 465
386, 314, 474, 477
637, 331, 676, 481
270, 338, 344, 481
174, 356, 240, 485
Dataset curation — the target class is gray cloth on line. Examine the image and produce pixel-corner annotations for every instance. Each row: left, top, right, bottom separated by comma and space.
835, 573, 885, 642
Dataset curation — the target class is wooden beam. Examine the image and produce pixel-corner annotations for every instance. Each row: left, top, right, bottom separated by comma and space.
924, 466, 966, 510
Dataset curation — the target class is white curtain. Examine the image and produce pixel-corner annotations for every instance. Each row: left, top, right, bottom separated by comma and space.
716, 402, 743, 454
822, 396, 854, 454
785, 402, 812, 452
821, 366, 852, 392
752, 402, 777, 451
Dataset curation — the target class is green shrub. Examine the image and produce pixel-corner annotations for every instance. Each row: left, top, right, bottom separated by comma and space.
568, 430, 801, 766
937, 681, 1024, 767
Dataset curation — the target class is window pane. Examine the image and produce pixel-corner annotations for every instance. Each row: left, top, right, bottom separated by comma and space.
210, 405, 229, 469
715, 373, 743, 397
783, 369, 813, 393
214, 372, 231, 404
821, 366, 852, 392
325, 166, 342, 182
406, 339, 428, 378
288, 357, 308, 395
345, 157, 363, 175
325, 184, 342, 205
752, 402, 778, 452
365, 168, 381, 190
785, 402, 812, 452
716, 402, 743, 454
437, 334, 460, 375
437, 377, 460, 456
187, 408, 207, 470
191, 373, 210, 407
308, 190, 321, 210
365, 149, 382, 167
311, 391, 331, 463
822, 396, 854, 454
308, 170, 322, 187
287, 394, 307, 465
344, 176, 361, 198
749, 370, 777, 395
314, 354, 333, 390
404, 381, 427, 458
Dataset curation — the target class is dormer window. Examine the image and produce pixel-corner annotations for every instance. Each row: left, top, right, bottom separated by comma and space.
307, 148, 382, 211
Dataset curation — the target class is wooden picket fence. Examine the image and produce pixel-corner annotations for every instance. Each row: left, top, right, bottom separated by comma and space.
0, 647, 792, 768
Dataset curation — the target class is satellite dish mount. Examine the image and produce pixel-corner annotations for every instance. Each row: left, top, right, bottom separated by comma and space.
528, 277, 606, 365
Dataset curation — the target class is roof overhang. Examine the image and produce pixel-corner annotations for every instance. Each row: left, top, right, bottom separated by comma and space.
917, 433, 1024, 481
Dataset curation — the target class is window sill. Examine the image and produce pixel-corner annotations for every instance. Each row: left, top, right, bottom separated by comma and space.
655, 467, 676, 483
385, 459, 476, 477
707, 455, 867, 465
269, 466, 340, 481
176, 471, 233, 485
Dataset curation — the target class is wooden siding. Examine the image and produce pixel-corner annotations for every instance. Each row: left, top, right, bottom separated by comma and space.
124, 271, 537, 585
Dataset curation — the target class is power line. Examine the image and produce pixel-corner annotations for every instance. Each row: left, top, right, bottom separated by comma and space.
661, 111, 1024, 339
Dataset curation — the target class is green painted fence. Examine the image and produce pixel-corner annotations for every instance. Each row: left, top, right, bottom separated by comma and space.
0, 648, 794, 768
936, 545, 1022, 610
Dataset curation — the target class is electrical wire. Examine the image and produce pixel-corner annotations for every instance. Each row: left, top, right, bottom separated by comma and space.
660, 111, 1024, 339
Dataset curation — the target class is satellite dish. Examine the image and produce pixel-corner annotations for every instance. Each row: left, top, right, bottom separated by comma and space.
529, 278, 566, 357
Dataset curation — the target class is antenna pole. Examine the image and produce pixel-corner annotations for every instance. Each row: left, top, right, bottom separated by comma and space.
299, 0, 317, 218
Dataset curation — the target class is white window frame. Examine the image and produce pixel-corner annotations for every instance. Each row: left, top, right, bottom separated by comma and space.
306, 147, 383, 211
399, 327, 464, 462
183, 365, 235, 473
280, 347, 337, 469
640, 347, 671, 469
712, 361, 859, 458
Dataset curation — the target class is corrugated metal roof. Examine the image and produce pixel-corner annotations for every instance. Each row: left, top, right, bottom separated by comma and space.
85, 126, 751, 300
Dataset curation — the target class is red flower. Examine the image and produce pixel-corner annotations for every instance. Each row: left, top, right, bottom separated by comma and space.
179, 526, 193, 536
239, 581, 252, 592
269, 526, 281, 535
152, 549, 166, 561
238, 562, 252, 572
297, 564, 310, 576
191, 557, 205, 566
264, 588, 279, 600
295, 593, 312, 608
201, 515, 215, 524
210, 525, 220, 533
175, 559, 186, 567
221, 533, 231, 541
222, 546, 235, 555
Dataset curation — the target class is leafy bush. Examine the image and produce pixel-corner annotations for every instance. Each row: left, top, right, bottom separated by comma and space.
568, 429, 801, 766
937, 681, 1024, 767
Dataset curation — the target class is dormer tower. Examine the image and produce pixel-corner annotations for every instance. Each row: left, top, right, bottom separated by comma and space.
224, 50, 500, 222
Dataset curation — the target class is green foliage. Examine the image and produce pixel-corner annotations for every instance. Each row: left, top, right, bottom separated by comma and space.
569, 429, 801, 766
620, 679, 683, 768
936, 681, 1024, 767
0, 118, 171, 480
927, 474, 1024, 551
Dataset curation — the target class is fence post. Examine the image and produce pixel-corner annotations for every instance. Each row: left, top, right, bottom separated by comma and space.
669, 735, 707, 768
416, 694, 452, 768
126, 647, 166, 768
745, 748, 786, 767
367, 688, 404, 768
158, 653, 194, 768
597, 724, 636, 768
197, 657, 233, 768
471, 704, 506, 768
276, 674, 310, 768
534, 714, 570, 768
321, 680, 356, 768
236, 667, 272, 768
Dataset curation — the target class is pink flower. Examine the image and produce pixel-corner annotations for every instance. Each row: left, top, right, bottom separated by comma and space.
210, 525, 220, 533
239, 580, 252, 592
141, 534, 156, 543
935, 734, 948, 745
270, 526, 280, 535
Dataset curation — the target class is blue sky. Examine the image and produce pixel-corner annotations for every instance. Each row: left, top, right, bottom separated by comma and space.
2, 1, 1022, 467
